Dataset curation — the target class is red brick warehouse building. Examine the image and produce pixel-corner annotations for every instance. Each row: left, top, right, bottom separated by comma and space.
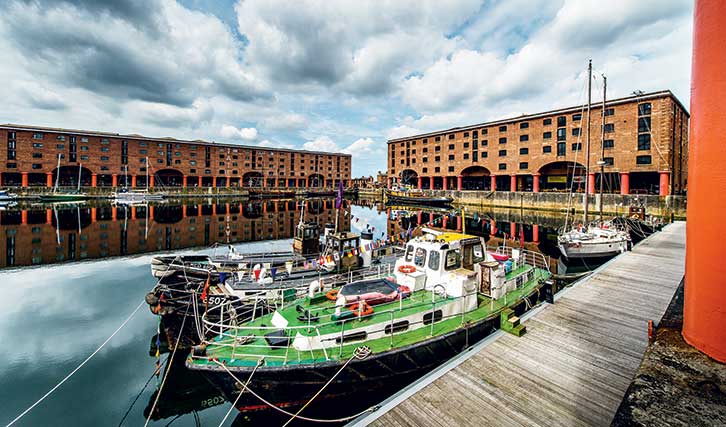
0, 124, 352, 190
387, 90, 688, 196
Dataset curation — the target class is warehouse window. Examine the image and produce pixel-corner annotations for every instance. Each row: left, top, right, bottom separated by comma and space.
603, 139, 614, 149
448, 154, 455, 160
603, 157, 614, 166
543, 131, 552, 139
543, 146, 552, 153
604, 108, 614, 116
557, 128, 566, 141
519, 147, 528, 155
32, 153, 42, 158
636, 155, 652, 165
498, 163, 507, 170
499, 125, 507, 132
520, 122, 529, 129
520, 135, 529, 142
572, 128, 581, 136
448, 134, 455, 140
32, 164, 42, 169
463, 153, 469, 160
543, 118, 552, 125
448, 166, 455, 172
499, 137, 507, 144
498, 149, 507, 157
557, 142, 566, 156
603, 123, 615, 133
638, 103, 652, 116
519, 162, 528, 170
572, 113, 582, 121
557, 116, 566, 127
637, 134, 651, 150
637, 117, 651, 133
448, 144, 455, 150
32, 133, 44, 140
572, 143, 582, 151
435, 136, 441, 142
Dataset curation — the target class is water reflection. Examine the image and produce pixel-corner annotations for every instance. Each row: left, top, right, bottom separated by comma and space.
0, 199, 351, 268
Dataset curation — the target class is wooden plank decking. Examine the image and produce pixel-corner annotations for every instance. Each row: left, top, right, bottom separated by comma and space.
353, 221, 686, 427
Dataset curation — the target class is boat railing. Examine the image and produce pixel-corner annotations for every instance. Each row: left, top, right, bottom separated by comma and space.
194, 288, 480, 365
493, 246, 551, 273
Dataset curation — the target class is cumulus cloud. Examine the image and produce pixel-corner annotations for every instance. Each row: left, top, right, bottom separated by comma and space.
260, 113, 308, 131
14, 81, 69, 111
220, 125, 259, 141
131, 99, 214, 128
302, 136, 340, 152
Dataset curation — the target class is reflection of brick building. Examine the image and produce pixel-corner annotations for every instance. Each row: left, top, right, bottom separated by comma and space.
0, 200, 350, 267
0, 124, 351, 189
387, 90, 688, 196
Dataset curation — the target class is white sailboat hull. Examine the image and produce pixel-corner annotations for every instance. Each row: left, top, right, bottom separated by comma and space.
558, 237, 628, 259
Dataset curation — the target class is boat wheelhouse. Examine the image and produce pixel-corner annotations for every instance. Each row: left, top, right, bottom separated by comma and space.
186, 229, 552, 414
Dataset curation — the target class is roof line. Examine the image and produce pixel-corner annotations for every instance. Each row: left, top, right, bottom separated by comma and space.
0, 123, 351, 157
388, 89, 689, 143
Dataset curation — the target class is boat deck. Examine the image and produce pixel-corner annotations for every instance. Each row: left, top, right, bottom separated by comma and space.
192, 266, 550, 367
350, 221, 686, 427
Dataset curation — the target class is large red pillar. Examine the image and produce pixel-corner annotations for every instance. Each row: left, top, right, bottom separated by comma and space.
198, 176, 203, 187
457, 175, 463, 191
387, 177, 392, 189
620, 172, 630, 195
112, 174, 118, 187
587, 173, 596, 194
442, 176, 448, 191
490, 175, 496, 191
91, 174, 97, 188
429, 176, 434, 190
659, 171, 670, 196
510, 175, 517, 192
131, 175, 137, 188
417, 176, 423, 190
532, 173, 540, 193
46, 172, 53, 188
21, 210, 27, 225
149, 175, 154, 188
683, 0, 726, 362
532, 224, 540, 243
182, 175, 188, 188
21, 172, 28, 188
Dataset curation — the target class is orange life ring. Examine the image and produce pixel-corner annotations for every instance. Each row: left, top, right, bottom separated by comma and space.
325, 289, 339, 301
348, 301, 374, 317
398, 265, 416, 274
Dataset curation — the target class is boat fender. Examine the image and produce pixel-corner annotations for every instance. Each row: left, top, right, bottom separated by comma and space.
145, 292, 159, 306
191, 344, 207, 357
308, 280, 322, 298
397, 285, 412, 298
150, 304, 161, 315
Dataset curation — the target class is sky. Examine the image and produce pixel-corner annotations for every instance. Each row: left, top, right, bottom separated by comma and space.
0, 0, 694, 178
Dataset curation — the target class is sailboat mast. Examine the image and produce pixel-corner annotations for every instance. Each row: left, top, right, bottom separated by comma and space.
145, 157, 149, 193
77, 163, 82, 192
600, 75, 607, 222
54, 154, 61, 193
583, 59, 592, 224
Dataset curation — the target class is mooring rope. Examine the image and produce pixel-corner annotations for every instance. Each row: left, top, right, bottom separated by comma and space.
116, 363, 162, 427
213, 347, 377, 424
5, 299, 146, 427
144, 296, 192, 427
216, 358, 264, 427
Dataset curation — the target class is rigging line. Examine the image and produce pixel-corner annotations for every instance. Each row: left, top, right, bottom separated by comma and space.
213, 360, 378, 424
216, 358, 264, 427
5, 300, 146, 427
117, 362, 165, 427
144, 296, 192, 427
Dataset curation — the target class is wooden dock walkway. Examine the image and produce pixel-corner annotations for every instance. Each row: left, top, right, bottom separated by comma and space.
351, 221, 686, 427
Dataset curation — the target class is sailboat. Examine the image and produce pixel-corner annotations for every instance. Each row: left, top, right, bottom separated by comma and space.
558, 61, 630, 259
40, 155, 89, 202
114, 159, 166, 203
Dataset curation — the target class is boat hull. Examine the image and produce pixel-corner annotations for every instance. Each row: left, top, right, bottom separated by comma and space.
384, 193, 453, 207
189, 282, 549, 413
558, 238, 628, 259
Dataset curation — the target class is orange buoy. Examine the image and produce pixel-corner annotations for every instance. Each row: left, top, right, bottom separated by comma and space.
348, 301, 374, 317
398, 265, 416, 274
325, 289, 339, 301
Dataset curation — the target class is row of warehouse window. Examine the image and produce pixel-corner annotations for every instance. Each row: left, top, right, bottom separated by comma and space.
394, 103, 652, 147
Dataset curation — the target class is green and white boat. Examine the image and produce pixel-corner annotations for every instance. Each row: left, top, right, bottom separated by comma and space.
186, 228, 553, 414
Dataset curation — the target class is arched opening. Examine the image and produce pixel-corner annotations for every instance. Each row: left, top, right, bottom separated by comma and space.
1, 172, 22, 187
51, 206, 92, 230
97, 174, 114, 187
308, 174, 324, 188
152, 205, 184, 224
460, 166, 491, 190
242, 172, 264, 188
399, 169, 418, 187
27, 173, 47, 187
154, 169, 183, 187
50, 166, 93, 188
538, 161, 586, 192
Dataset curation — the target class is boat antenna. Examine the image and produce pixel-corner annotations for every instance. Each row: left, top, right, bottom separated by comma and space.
583, 59, 592, 225
599, 74, 607, 222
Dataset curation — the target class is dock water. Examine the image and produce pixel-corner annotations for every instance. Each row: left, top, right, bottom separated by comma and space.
351, 221, 686, 427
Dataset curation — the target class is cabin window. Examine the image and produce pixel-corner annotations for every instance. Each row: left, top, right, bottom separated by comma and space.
423, 310, 443, 325
385, 320, 410, 334
405, 245, 414, 262
428, 251, 440, 270
414, 248, 427, 267
444, 249, 461, 271
335, 331, 368, 344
